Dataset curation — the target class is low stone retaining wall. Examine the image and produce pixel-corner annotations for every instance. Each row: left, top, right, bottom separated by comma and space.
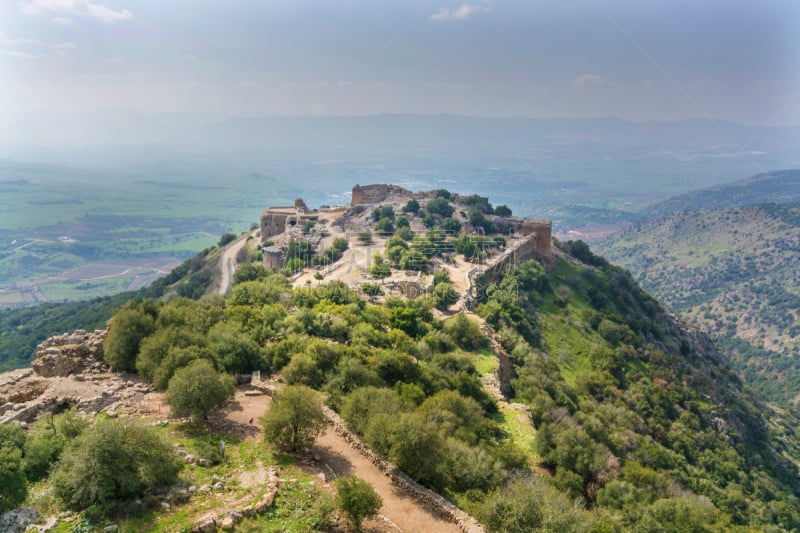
249, 375, 485, 533
323, 406, 485, 533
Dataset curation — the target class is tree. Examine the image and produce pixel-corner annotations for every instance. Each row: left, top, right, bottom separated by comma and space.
218, 232, 237, 247
402, 199, 420, 213
233, 263, 270, 284
103, 303, 156, 371
444, 314, 486, 350
165, 359, 236, 421
494, 204, 512, 217
432, 282, 459, 311
336, 476, 383, 532
261, 385, 327, 452
369, 255, 391, 279
426, 197, 454, 218
51, 418, 181, 511
0, 447, 26, 513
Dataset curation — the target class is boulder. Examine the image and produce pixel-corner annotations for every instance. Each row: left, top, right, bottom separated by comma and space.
191, 516, 216, 533
31, 353, 79, 378
0, 508, 39, 533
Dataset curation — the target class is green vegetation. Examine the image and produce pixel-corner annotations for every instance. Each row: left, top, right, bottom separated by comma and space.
0, 446, 26, 513
6, 179, 800, 531
472, 249, 800, 531
261, 385, 327, 452
165, 359, 236, 420
51, 418, 181, 511
103, 301, 156, 371
335, 476, 382, 532
597, 202, 800, 406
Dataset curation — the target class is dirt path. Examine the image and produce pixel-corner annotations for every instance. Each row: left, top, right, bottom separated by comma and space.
221, 389, 461, 533
217, 232, 252, 295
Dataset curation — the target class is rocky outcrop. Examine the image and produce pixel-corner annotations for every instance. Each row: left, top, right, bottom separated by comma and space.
0, 328, 158, 424
0, 508, 39, 533
32, 329, 108, 378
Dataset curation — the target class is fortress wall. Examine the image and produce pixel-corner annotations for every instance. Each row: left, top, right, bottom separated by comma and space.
460, 229, 550, 311
351, 184, 413, 205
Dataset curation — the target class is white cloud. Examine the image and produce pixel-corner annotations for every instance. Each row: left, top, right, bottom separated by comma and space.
19, 0, 133, 24
0, 34, 76, 58
52, 16, 74, 25
429, 4, 478, 22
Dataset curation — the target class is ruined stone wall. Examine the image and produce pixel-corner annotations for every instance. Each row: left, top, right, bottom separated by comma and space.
521, 218, 552, 255
260, 212, 289, 240
460, 231, 546, 310
351, 184, 413, 205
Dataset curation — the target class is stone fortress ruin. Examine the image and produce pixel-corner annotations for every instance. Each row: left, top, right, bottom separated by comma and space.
257, 184, 552, 305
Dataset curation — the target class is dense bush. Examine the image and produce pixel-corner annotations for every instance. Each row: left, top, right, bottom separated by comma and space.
51, 418, 181, 511
262, 385, 327, 452
165, 359, 236, 420
103, 301, 156, 371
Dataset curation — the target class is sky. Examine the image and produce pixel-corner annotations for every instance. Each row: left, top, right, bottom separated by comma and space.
1, 0, 799, 144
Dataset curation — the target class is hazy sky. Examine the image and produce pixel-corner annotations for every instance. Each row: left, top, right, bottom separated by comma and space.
2, 0, 799, 134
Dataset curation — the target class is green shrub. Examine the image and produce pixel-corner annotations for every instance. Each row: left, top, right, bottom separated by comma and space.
51, 418, 181, 511
165, 359, 236, 420
335, 476, 382, 532
261, 385, 327, 452
0, 446, 26, 513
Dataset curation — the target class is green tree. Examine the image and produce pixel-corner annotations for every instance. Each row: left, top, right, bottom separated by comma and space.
369, 255, 391, 279
208, 321, 265, 373
218, 232, 237, 247
233, 263, 270, 284
261, 385, 327, 452
443, 314, 486, 350
432, 282, 459, 311
51, 418, 181, 511
335, 476, 383, 532
0, 447, 26, 513
494, 205, 512, 217
103, 303, 156, 371
426, 197, 454, 217
402, 199, 420, 213
22, 409, 90, 482
165, 359, 236, 421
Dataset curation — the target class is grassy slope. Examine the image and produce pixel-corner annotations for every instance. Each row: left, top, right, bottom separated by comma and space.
596, 202, 800, 405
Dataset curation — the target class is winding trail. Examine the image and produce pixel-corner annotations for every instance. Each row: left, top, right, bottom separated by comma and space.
217, 232, 252, 295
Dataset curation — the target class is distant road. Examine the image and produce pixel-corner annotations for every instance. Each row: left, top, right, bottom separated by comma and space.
217, 232, 253, 295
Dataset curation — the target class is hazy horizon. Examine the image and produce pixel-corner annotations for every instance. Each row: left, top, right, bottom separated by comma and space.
2, 0, 799, 151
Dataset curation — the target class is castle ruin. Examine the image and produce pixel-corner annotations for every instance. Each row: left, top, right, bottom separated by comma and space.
521, 218, 552, 255
260, 197, 317, 240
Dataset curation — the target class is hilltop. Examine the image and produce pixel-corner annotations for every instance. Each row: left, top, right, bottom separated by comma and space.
2, 184, 800, 532
643, 169, 800, 217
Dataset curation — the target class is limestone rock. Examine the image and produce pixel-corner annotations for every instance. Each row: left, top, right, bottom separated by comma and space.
31, 353, 79, 378
191, 516, 216, 533
0, 508, 39, 533
255, 490, 276, 513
